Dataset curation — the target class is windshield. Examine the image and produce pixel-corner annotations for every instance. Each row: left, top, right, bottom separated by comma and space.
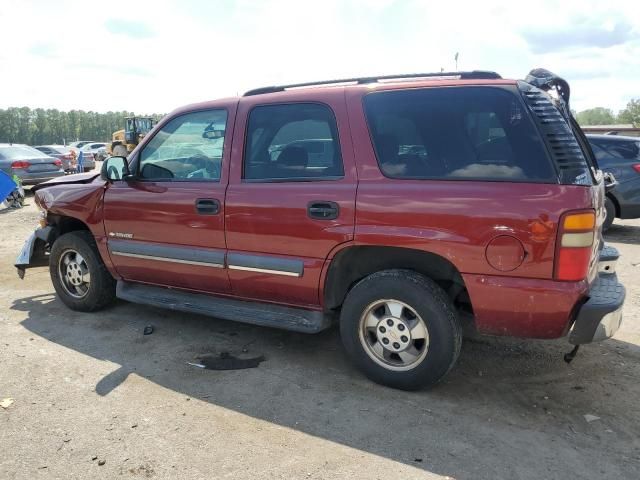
0, 146, 49, 160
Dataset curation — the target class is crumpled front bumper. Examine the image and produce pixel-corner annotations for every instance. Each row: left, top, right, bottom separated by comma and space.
15, 226, 55, 279
569, 245, 625, 345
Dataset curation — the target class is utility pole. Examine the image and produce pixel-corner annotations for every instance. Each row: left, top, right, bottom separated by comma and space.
454, 52, 459, 71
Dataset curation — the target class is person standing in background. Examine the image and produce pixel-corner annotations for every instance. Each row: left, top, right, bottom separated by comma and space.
77, 149, 84, 173
69, 149, 78, 173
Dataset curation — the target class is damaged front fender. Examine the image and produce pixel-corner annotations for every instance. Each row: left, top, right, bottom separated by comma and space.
15, 226, 57, 279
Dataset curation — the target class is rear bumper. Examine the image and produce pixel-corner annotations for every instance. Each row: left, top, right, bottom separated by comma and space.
569, 247, 625, 344
463, 245, 625, 341
619, 203, 640, 219
20, 171, 65, 185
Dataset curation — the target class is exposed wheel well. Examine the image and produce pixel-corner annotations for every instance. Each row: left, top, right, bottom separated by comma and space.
49, 215, 91, 239
324, 246, 472, 315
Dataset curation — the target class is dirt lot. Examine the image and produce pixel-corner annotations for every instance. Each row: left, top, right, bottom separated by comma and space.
1, 193, 639, 480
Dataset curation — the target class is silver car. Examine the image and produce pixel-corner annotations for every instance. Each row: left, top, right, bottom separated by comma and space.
0, 144, 65, 185
34, 145, 75, 172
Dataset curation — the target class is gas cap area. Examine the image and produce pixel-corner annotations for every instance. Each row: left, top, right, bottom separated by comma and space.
485, 235, 526, 272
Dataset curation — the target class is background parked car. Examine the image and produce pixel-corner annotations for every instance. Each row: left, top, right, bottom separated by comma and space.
68, 140, 97, 149
587, 134, 640, 230
34, 145, 75, 172
0, 144, 64, 185
67, 147, 96, 171
81, 142, 107, 163
95, 146, 108, 162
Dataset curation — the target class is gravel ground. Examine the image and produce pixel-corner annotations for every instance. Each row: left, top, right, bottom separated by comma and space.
1, 193, 639, 479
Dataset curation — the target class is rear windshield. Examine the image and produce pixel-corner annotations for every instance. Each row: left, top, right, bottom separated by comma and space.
0, 146, 49, 160
589, 138, 640, 162
363, 86, 555, 182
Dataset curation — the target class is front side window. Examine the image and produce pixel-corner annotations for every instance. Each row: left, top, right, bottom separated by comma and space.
138, 109, 227, 181
244, 103, 344, 181
364, 87, 555, 182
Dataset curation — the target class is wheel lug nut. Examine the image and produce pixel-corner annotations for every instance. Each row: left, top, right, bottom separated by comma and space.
379, 326, 386, 333
398, 324, 405, 331
401, 335, 408, 342
386, 319, 394, 327
382, 338, 389, 345
393, 342, 400, 349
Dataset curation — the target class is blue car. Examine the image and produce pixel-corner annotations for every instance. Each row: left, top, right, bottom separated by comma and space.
587, 134, 640, 230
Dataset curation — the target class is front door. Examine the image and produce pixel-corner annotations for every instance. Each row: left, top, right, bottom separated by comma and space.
225, 94, 357, 307
103, 105, 235, 294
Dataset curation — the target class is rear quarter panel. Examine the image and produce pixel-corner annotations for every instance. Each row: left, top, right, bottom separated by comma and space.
345, 85, 604, 339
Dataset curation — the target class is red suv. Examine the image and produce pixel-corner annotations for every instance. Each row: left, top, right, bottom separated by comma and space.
16, 69, 625, 390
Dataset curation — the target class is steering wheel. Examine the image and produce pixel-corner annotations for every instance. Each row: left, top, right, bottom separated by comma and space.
107, 165, 121, 180
186, 154, 220, 179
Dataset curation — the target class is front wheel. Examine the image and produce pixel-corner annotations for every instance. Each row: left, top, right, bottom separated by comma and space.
603, 197, 616, 232
340, 270, 462, 390
50, 231, 116, 312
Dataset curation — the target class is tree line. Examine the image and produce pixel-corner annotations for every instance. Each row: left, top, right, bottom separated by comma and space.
0, 107, 165, 146
574, 98, 639, 127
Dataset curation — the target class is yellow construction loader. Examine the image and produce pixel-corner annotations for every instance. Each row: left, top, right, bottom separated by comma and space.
108, 116, 154, 157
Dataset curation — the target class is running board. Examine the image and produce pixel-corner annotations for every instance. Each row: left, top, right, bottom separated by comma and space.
116, 281, 333, 334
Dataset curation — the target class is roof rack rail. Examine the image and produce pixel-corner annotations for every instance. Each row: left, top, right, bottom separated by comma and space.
243, 71, 501, 96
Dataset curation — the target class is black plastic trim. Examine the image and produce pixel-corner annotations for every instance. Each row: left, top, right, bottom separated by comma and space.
569, 272, 625, 345
116, 281, 331, 333
243, 71, 502, 96
109, 240, 225, 266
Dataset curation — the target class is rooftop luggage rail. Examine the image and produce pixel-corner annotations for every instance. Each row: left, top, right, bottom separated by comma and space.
243, 71, 502, 96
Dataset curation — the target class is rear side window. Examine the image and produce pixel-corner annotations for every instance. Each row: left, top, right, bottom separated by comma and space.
364, 87, 555, 182
244, 103, 344, 181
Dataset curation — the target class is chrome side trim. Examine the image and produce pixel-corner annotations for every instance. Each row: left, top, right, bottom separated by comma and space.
111, 251, 224, 268
227, 252, 304, 277
228, 265, 301, 277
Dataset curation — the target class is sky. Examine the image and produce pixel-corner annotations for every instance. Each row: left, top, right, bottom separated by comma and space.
0, 0, 638, 115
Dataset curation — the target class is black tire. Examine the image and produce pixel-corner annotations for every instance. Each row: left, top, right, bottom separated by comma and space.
50, 231, 116, 312
339, 269, 462, 390
603, 197, 616, 232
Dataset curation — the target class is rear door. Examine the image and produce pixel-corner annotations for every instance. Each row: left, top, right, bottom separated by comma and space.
225, 91, 357, 307
103, 103, 236, 293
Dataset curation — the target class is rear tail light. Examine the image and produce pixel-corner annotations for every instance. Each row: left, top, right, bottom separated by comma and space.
54, 159, 62, 167
554, 210, 596, 281
11, 160, 30, 169
632, 164, 640, 174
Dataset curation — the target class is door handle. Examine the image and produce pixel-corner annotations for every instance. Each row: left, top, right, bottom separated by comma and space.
307, 201, 339, 220
195, 198, 220, 215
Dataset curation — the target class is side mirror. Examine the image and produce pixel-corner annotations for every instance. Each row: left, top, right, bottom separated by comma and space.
101, 156, 131, 182
603, 171, 618, 193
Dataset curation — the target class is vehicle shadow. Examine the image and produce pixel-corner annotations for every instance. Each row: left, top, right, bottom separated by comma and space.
12, 293, 640, 479
605, 223, 640, 245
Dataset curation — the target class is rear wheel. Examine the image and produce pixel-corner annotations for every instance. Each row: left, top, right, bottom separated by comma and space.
603, 197, 616, 232
50, 231, 116, 312
340, 269, 462, 390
